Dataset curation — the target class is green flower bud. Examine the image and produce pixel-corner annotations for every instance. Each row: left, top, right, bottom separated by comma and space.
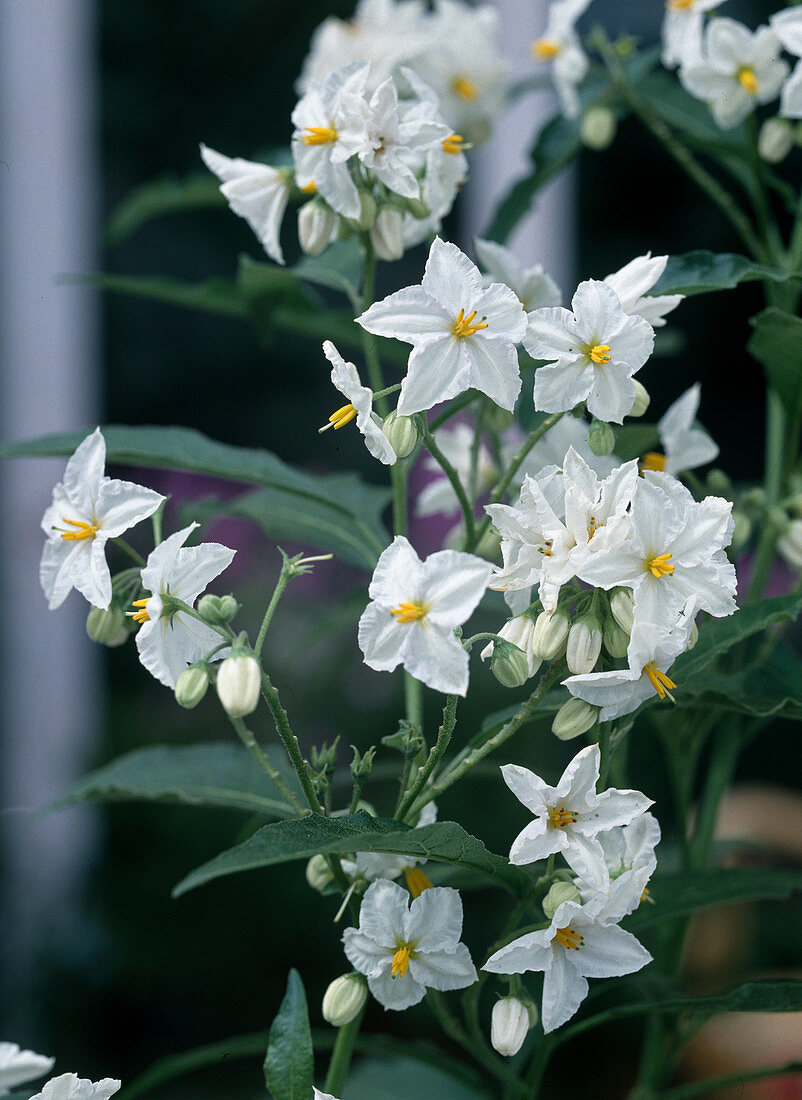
588, 418, 616, 457
305, 853, 334, 893
730, 512, 751, 551
628, 379, 650, 418
603, 617, 630, 659
382, 410, 419, 458
580, 105, 617, 151
531, 609, 570, 661
404, 196, 430, 220
175, 665, 210, 709
758, 117, 794, 164
216, 654, 261, 718
350, 745, 376, 783
609, 588, 634, 634
491, 996, 534, 1057
322, 973, 368, 1028
542, 881, 582, 920
197, 593, 239, 625
311, 737, 340, 774
551, 697, 599, 740
566, 618, 602, 675
298, 200, 338, 256
86, 605, 128, 647
370, 207, 404, 261
706, 468, 732, 497
491, 639, 530, 689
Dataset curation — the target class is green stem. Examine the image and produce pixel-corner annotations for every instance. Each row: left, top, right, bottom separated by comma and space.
404, 672, 423, 729
391, 460, 408, 537
228, 715, 305, 816
260, 670, 323, 814
398, 694, 459, 821
429, 391, 479, 432
523, 1033, 554, 1096
359, 236, 388, 415
687, 725, 742, 872
419, 415, 476, 543
426, 992, 527, 1096
253, 562, 292, 659
112, 537, 146, 567
323, 1005, 365, 1096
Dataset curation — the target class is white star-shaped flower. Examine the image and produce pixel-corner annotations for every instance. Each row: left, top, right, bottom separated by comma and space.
343, 879, 477, 1010
357, 237, 527, 415
200, 144, 292, 266
313, 1090, 339, 1100
530, 0, 593, 118
29, 1075, 121, 1100
603, 253, 684, 329
40, 429, 164, 611
501, 744, 653, 890
0, 1043, 55, 1095
474, 238, 562, 314
771, 7, 802, 118
641, 384, 719, 476
321, 342, 396, 465
661, 0, 728, 70
575, 811, 661, 923
525, 280, 654, 424
483, 896, 651, 1033
133, 524, 236, 689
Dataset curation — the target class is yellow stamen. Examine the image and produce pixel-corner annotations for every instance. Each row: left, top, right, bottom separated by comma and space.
640, 886, 650, 902
540, 539, 554, 557
589, 343, 612, 365
59, 517, 99, 542
532, 38, 561, 61
405, 867, 433, 899
329, 403, 357, 429
644, 662, 676, 702
452, 308, 489, 339
646, 552, 674, 579
300, 180, 317, 194
588, 516, 599, 540
302, 125, 338, 146
391, 944, 411, 978
442, 133, 467, 156
548, 806, 578, 830
452, 76, 478, 101
641, 452, 666, 473
129, 597, 150, 625
555, 926, 583, 951
390, 600, 429, 624
668, 0, 695, 9
738, 67, 759, 95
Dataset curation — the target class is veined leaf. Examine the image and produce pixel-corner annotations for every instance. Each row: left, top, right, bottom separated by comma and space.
293, 238, 363, 301
652, 251, 791, 298
172, 813, 532, 898
627, 868, 802, 930
678, 663, 802, 722
748, 308, 802, 419
264, 970, 314, 1100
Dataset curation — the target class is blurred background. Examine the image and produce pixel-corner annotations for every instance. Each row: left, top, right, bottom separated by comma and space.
1, 1, 799, 1097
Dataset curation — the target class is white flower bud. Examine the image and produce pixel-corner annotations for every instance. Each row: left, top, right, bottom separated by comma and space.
777, 519, 802, 571
370, 207, 404, 262
542, 881, 582, 921
306, 853, 334, 892
491, 997, 533, 1058
86, 605, 128, 647
491, 639, 530, 689
566, 619, 602, 675
175, 665, 209, 709
758, 117, 794, 164
482, 615, 542, 677
322, 973, 368, 1028
603, 617, 629, 660
580, 105, 617, 151
609, 588, 635, 634
216, 654, 261, 718
628, 379, 650, 418
552, 697, 599, 740
531, 610, 570, 661
298, 200, 338, 256
382, 410, 418, 458
588, 419, 616, 457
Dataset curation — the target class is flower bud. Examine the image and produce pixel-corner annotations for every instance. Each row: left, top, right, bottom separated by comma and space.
482, 615, 541, 677
758, 117, 794, 164
197, 593, 239, 625
686, 621, 699, 650
609, 588, 635, 634
404, 195, 430, 220
175, 665, 210, 709
531, 610, 570, 661
588, 418, 616, 457
706, 468, 732, 497
730, 511, 751, 551
86, 605, 128, 647
382, 410, 418, 458
580, 105, 617, 151
603, 617, 629, 660
491, 997, 532, 1058
298, 200, 338, 256
566, 619, 602, 675
777, 519, 802, 571
370, 207, 404, 262
322, 973, 368, 1028
542, 881, 582, 921
491, 639, 530, 689
216, 654, 261, 718
306, 853, 334, 892
628, 379, 650, 418
552, 697, 599, 740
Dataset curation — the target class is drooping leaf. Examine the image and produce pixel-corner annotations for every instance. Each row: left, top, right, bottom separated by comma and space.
748, 307, 802, 419
678, 661, 802, 722
626, 868, 802, 931
341, 1057, 487, 1100
264, 970, 314, 1100
652, 251, 791, 298
293, 238, 364, 301
105, 172, 225, 247
54, 744, 299, 817
172, 813, 532, 898
59, 272, 248, 319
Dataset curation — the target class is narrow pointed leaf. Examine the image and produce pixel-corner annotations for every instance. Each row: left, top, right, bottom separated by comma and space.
264, 970, 314, 1100
626, 868, 802, 930
652, 251, 791, 297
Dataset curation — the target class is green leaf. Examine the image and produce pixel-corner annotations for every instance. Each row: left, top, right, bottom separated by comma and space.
54, 744, 299, 817
0, 426, 390, 570
652, 251, 791, 297
342, 1057, 487, 1100
613, 423, 660, 463
172, 813, 532, 898
120, 1031, 267, 1098
627, 868, 802, 931
105, 172, 225, 248
293, 238, 364, 301
59, 271, 248, 318
678, 658, 802, 721
264, 970, 314, 1100
748, 307, 802, 419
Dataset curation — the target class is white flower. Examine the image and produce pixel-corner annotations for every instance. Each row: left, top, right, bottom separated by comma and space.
133, 524, 236, 689
341, 802, 437, 884
780, 62, 802, 117
641, 384, 719, 476
771, 8, 802, 118
401, 128, 467, 249
313, 1090, 339, 1100
321, 342, 397, 465
530, 0, 593, 118
357, 237, 527, 415
483, 896, 651, 1033
200, 144, 291, 266
525, 280, 654, 424
680, 19, 789, 130
474, 238, 562, 314
0, 1043, 54, 1094
358, 535, 491, 695
416, 423, 497, 518
500, 744, 653, 890
575, 812, 661, 922
661, 0, 728, 70
40, 429, 164, 611
29, 1075, 121, 1100
603, 253, 684, 329
342, 879, 477, 1010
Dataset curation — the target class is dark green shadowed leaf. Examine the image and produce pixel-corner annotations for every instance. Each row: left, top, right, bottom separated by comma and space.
105, 172, 225, 247
59, 272, 248, 319
748, 308, 802, 419
626, 868, 802, 930
264, 970, 314, 1100
652, 251, 791, 297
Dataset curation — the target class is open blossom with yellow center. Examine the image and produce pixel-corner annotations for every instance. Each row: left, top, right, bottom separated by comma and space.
528, 0, 593, 117
451, 75, 478, 101
343, 880, 476, 1011
532, 38, 561, 61
320, 341, 397, 465
575, 813, 661, 924
442, 133, 467, 156
661, 0, 728, 69
40, 428, 164, 612
648, 384, 718, 477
